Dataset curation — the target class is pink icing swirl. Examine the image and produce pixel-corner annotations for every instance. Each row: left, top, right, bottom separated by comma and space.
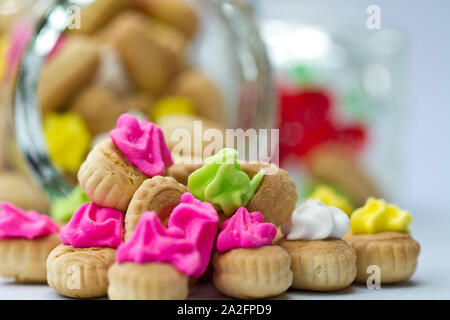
110, 113, 173, 177
116, 193, 219, 277
60, 202, 124, 248
0, 202, 59, 240
116, 211, 201, 276
216, 207, 277, 253
168, 193, 219, 276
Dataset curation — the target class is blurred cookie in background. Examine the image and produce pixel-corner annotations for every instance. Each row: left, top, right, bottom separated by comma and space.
71, 0, 129, 34
305, 143, 381, 207
122, 92, 154, 115
0, 171, 49, 214
38, 36, 101, 112
70, 85, 155, 136
158, 113, 225, 158
168, 69, 223, 123
70, 86, 125, 136
134, 0, 199, 39
99, 11, 185, 95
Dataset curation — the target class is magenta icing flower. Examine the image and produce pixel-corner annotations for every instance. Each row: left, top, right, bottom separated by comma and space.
0, 202, 59, 240
109, 113, 174, 177
216, 207, 277, 253
168, 193, 219, 276
60, 202, 124, 248
116, 193, 219, 278
116, 211, 201, 277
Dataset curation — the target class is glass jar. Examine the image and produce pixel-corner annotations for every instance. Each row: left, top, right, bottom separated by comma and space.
260, 19, 406, 205
1, 0, 274, 208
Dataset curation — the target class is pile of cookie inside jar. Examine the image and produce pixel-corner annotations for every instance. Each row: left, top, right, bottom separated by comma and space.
0, 0, 419, 299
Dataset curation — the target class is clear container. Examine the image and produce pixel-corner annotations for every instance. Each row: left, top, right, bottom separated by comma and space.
1, 0, 274, 205
260, 20, 407, 205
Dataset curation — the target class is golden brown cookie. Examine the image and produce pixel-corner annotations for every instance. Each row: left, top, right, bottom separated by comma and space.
157, 114, 225, 158
240, 162, 298, 226
305, 143, 380, 207
279, 238, 356, 292
125, 176, 188, 240
70, 86, 128, 135
0, 171, 50, 214
73, 0, 129, 34
78, 138, 148, 211
101, 11, 183, 95
122, 92, 154, 115
0, 234, 60, 283
136, 0, 199, 38
39, 36, 100, 112
166, 162, 201, 186
343, 231, 420, 284
147, 19, 188, 59
213, 246, 293, 299
168, 69, 223, 123
108, 262, 189, 300
47, 244, 116, 298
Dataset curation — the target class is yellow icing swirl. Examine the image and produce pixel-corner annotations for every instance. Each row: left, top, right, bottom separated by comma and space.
44, 112, 91, 173
150, 95, 195, 123
350, 197, 412, 234
308, 185, 353, 215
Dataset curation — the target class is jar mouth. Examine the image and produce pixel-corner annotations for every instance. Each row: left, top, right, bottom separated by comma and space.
12, 0, 85, 200
11, 0, 274, 200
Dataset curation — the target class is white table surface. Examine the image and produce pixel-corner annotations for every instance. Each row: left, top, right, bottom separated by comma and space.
1, 213, 449, 300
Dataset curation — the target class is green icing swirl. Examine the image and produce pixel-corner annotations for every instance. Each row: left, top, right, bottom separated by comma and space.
50, 185, 90, 223
188, 148, 265, 216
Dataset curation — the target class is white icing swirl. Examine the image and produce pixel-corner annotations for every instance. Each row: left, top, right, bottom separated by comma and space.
282, 199, 349, 240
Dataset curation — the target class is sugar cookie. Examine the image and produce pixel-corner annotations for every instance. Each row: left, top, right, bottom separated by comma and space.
343, 232, 420, 284
122, 92, 154, 115
343, 198, 420, 283
108, 262, 188, 300
110, 197, 218, 299
47, 244, 116, 298
79, 114, 174, 211
166, 163, 201, 185
306, 143, 380, 206
168, 69, 223, 123
0, 172, 49, 214
70, 86, 127, 135
0, 202, 60, 283
39, 36, 100, 112
279, 238, 356, 291
157, 114, 225, 158
240, 162, 298, 226
78, 138, 148, 211
47, 202, 123, 298
280, 200, 356, 291
73, 0, 129, 34
125, 176, 188, 239
101, 11, 183, 94
136, 0, 199, 38
213, 208, 292, 299
0, 234, 60, 283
